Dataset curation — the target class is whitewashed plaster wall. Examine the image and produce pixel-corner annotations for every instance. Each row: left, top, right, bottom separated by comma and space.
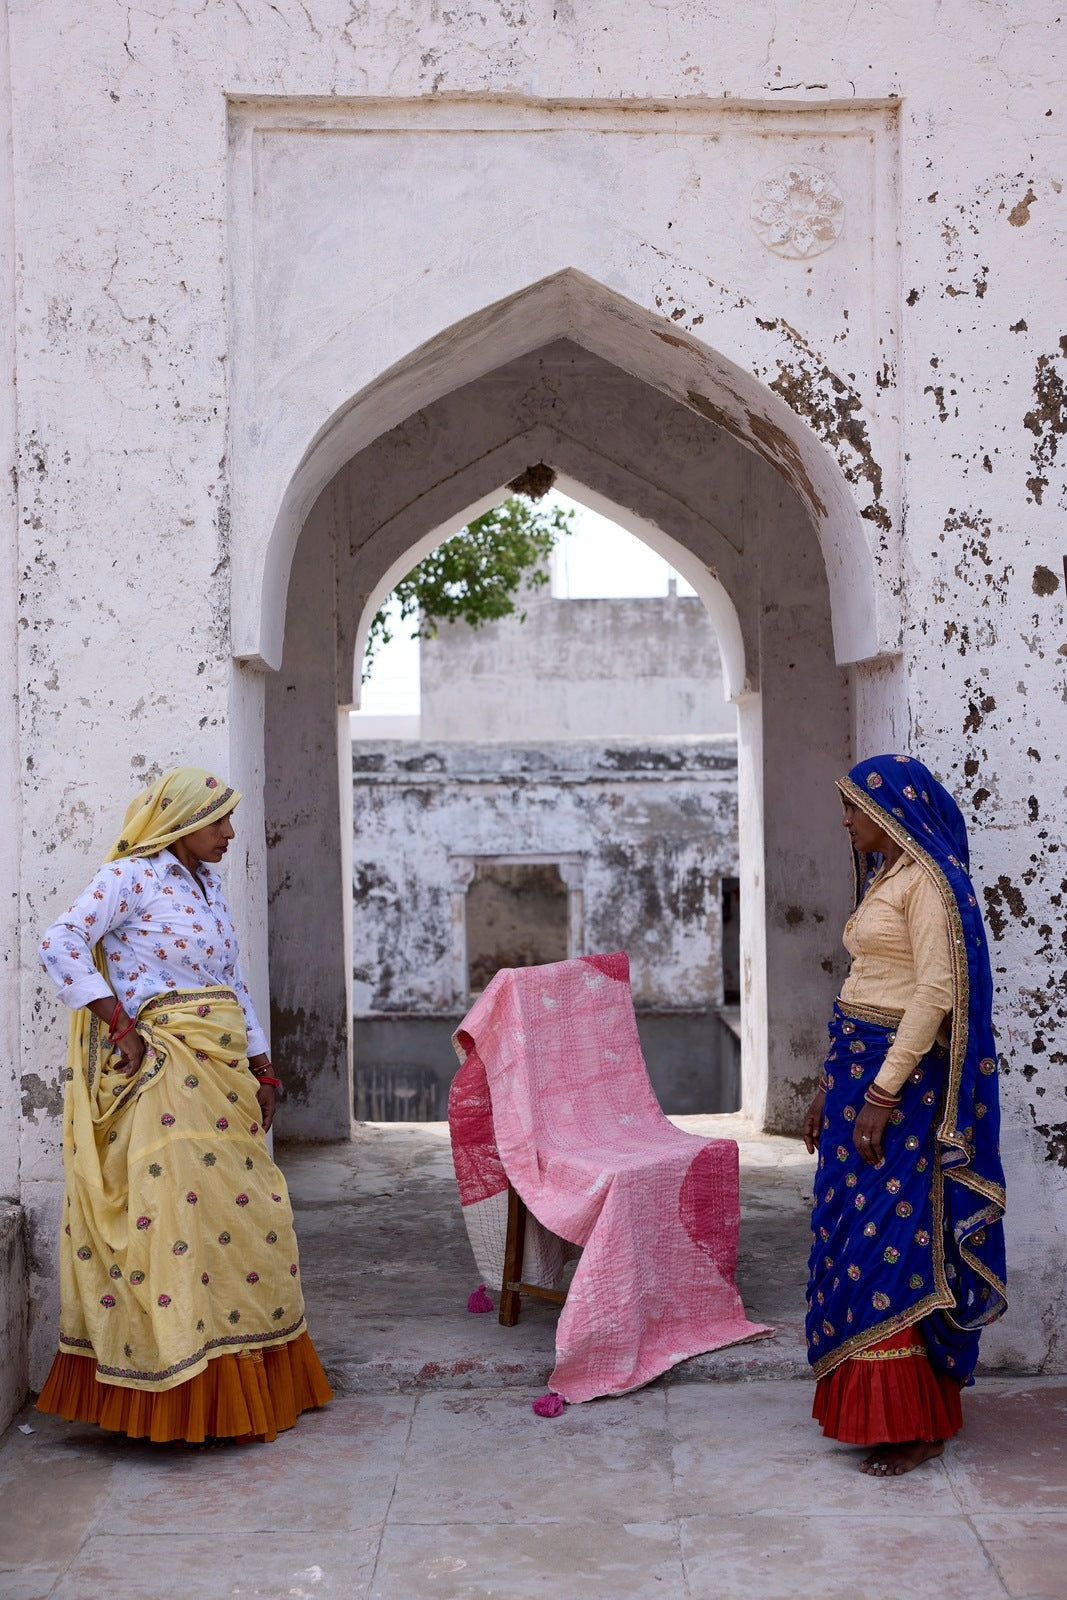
4, 1, 1064, 1393
350, 739, 739, 1017
419, 589, 734, 742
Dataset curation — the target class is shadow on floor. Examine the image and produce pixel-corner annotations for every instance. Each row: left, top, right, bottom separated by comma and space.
280, 1113, 815, 1396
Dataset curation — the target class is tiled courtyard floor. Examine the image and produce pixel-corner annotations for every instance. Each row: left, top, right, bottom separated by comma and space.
4, 1120, 1063, 1599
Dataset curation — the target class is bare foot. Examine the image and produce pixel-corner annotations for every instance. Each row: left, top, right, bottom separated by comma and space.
859, 1440, 944, 1476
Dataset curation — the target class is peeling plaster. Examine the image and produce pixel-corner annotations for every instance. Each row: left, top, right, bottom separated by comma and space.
1023, 341, 1067, 506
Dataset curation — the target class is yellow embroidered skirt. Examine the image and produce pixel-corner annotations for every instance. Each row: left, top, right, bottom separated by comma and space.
36, 987, 330, 1440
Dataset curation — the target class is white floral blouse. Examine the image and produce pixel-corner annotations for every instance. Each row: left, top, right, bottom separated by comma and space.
39, 849, 269, 1057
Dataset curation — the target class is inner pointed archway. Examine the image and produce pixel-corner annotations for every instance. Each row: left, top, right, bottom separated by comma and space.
264, 313, 868, 1141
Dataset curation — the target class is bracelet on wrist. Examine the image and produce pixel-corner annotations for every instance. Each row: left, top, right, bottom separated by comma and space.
254, 1074, 282, 1090
107, 1001, 126, 1038
818, 1076, 830, 1092
249, 1060, 273, 1078
864, 1085, 900, 1108
110, 1019, 137, 1046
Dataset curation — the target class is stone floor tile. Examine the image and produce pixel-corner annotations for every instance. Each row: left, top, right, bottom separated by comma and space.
680, 1512, 1009, 1600
0, 1414, 119, 1575
48, 1531, 379, 1600
943, 1384, 1067, 1513
667, 1378, 960, 1514
369, 1520, 686, 1600
972, 1514, 1067, 1600
92, 1397, 414, 1535
388, 1388, 676, 1525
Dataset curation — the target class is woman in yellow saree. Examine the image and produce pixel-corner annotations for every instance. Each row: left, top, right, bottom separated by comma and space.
36, 767, 332, 1443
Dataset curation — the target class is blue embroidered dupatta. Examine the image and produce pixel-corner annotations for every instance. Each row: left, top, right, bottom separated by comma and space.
806, 755, 1007, 1384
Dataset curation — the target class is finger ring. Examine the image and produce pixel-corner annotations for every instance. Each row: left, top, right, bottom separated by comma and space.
861, 1136, 871, 1142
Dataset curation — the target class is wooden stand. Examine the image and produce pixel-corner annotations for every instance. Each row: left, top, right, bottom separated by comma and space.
498, 1182, 569, 1326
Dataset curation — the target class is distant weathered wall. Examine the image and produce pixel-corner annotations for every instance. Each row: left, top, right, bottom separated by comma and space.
352, 737, 738, 1013
420, 589, 734, 741
351, 737, 740, 1115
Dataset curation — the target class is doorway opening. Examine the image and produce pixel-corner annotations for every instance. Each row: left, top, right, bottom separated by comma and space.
345, 490, 742, 1122
262, 280, 873, 1146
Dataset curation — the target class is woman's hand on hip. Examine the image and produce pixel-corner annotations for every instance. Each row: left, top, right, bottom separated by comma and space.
803, 1088, 826, 1155
256, 1082, 277, 1134
854, 1100, 892, 1166
114, 1033, 146, 1079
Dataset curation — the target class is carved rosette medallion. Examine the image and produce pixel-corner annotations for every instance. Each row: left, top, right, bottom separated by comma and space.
750, 165, 845, 259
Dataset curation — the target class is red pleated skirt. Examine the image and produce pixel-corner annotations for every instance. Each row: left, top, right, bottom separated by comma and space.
813, 1325, 963, 1445
35, 1330, 332, 1444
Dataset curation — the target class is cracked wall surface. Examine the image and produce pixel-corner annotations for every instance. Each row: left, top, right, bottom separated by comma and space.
3, 1, 1065, 1390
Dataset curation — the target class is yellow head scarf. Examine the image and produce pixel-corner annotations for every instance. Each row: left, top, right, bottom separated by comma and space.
107, 767, 241, 862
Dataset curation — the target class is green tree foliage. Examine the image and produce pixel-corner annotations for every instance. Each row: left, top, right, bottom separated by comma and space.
363, 495, 575, 680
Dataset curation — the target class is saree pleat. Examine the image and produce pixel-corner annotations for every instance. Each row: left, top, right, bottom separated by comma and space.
38, 984, 331, 1442
36, 1331, 331, 1443
807, 1002, 1004, 1391
812, 1327, 963, 1445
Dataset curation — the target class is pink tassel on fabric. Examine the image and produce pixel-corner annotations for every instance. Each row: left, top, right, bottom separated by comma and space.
532, 1393, 565, 1417
467, 1285, 494, 1313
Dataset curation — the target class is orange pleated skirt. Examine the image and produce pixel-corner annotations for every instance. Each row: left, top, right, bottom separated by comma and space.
36, 1330, 332, 1444
813, 1325, 963, 1445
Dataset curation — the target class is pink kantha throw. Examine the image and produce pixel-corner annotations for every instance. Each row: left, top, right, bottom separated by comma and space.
449, 953, 771, 1403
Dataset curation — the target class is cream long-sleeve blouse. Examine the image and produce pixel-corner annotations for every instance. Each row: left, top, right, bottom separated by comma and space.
39, 849, 269, 1058
839, 851, 954, 1095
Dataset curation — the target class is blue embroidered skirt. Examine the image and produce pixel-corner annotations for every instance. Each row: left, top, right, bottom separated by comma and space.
807, 1002, 988, 1385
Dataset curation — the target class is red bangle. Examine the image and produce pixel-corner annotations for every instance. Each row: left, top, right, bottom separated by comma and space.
254, 1074, 281, 1090
107, 1001, 125, 1038
110, 1019, 137, 1046
864, 1085, 900, 1107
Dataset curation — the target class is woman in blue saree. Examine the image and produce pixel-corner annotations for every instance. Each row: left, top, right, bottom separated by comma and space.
803, 755, 1007, 1475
